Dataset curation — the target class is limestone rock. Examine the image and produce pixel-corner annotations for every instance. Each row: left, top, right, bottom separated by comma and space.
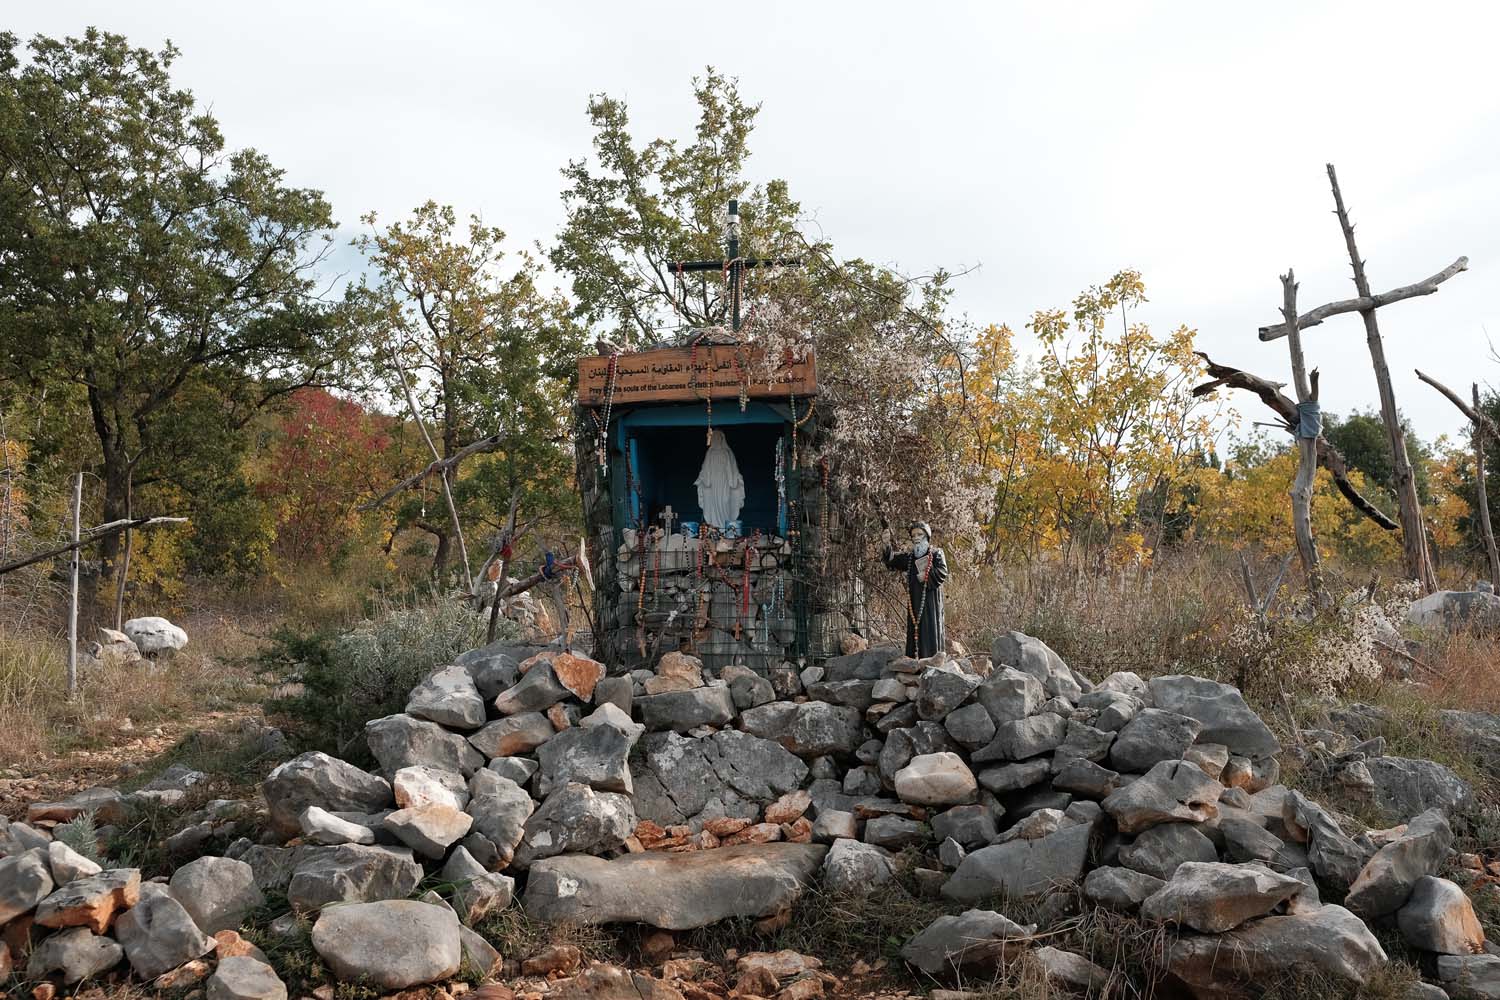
1101, 759, 1223, 834
391, 764, 470, 812
821, 838, 894, 893
25, 926, 123, 984
1436, 955, 1500, 998
992, 631, 1089, 700
1141, 861, 1307, 933
469, 712, 555, 759
405, 664, 488, 730
977, 759, 1051, 795
46, 841, 101, 885
1397, 876, 1486, 955
168, 856, 264, 934
207, 955, 288, 1000
366, 713, 484, 777
893, 752, 977, 806
262, 752, 392, 837
943, 703, 996, 750
1119, 823, 1218, 880
1147, 674, 1279, 758
864, 814, 929, 850
383, 804, 473, 859
648, 651, 706, 693
942, 823, 1091, 901
536, 724, 635, 797
1109, 709, 1203, 773
931, 804, 999, 849
299, 806, 376, 846
1083, 866, 1165, 911
901, 908, 1036, 975
0, 849, 53, 925
512, 783, 635, 869
976, 712, 1068, 764
466, 770, 535, 868
637, 686, 736, 732
1366, 756, 1474, 820
630, 729, 806, 827
34, 868, 139, 934
493, 662, 571, 715
580, 701, 646, 740
311, 899, 461, 990
459, 924, 502, 978
442, 846, 516, 924
114, 890, 215, 979
524, 843, 827, 929
551, 652, 606, 701
1167, 904, 1386, 997
123, 615, 188, 654
1032, 946, 1109, 994
1345, 808, 1452, 918
1284, 791, 1369, 892
975, 667, 1045, 726
285, 844, 422, 912
916, 665, 980, 720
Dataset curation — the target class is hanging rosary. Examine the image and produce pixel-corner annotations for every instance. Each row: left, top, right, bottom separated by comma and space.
589, 352, 620, 473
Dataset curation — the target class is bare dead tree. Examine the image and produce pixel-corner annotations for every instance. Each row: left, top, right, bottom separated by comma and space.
1255, 166, 1468, 593
1278, 270, 1329, 607
1192, 355, 1397, 531
1415, 370, 1500, 585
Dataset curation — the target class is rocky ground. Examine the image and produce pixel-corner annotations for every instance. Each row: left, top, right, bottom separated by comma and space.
2, 630, 1498, 999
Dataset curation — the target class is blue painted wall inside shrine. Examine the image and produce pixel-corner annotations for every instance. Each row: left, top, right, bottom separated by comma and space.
610, 402, 800, 538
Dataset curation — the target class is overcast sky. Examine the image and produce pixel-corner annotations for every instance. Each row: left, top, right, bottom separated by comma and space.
14, 1, 1500, 441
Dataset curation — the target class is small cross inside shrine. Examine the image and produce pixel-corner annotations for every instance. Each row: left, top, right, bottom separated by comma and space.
668, 199, 801, 332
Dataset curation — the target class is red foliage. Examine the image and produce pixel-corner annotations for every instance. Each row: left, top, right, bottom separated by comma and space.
257, 388, 396, 564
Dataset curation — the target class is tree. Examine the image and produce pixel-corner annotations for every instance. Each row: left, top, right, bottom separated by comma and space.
0, 30, 346, 591
552, 69, 980, 591
354, 202, 582, 580
1323, 410, 1431, 505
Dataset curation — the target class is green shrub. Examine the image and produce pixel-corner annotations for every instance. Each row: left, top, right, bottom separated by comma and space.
263, 596, 506, 762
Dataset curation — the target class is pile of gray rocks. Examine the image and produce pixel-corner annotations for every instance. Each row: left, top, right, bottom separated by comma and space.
3, 630, 1497, 999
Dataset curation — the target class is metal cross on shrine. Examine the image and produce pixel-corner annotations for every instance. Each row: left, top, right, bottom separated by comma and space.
668, 199, 801, 332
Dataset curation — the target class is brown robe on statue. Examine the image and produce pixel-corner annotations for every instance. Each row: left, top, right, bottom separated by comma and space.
882, 544, 948, 658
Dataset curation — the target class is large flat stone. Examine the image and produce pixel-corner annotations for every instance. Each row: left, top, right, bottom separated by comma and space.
524, 843, 827, 929
941, 823, 1091, 901
1167, 904, 1386, 998
311, 899, 461, 990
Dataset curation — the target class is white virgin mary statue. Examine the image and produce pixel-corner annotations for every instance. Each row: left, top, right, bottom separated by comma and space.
695, 430, 746, 529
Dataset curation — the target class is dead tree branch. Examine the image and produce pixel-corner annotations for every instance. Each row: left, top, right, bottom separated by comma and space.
0, 517, 188, 578
359, 431, 506, 512
1415, 370, 1500, 442
1258, 257, 1468, 341
1193, 352, 1397, 530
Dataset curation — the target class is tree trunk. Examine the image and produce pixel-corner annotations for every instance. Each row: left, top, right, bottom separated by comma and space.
1327, 164, 1437, 592
1281, 270, 1328, 607
1474, 384, 1500, 587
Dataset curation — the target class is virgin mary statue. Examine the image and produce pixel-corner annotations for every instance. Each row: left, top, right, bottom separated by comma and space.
695, 430, 745, 530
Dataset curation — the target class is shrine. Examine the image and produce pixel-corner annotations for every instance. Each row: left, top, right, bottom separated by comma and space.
575, 333, 866, 673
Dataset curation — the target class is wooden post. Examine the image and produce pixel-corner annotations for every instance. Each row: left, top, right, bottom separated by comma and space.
1326, 164, 1437, 592
1414, 369, 1500, 587
1281, 271, 1328, 607
66, 471, 82, 697
1474, 383, 1500, 587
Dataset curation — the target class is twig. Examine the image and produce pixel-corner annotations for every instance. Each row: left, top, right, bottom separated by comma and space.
358, 431, 508, 512
0, 516, 188, 578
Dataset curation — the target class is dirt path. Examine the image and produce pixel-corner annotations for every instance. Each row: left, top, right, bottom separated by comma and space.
0, 702, 265, 820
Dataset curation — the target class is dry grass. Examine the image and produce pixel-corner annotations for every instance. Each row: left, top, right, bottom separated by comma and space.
0, 611, 267, 769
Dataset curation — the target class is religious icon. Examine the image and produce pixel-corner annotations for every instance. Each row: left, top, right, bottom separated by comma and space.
695, 429, 745, 530
882, 520, 948, 659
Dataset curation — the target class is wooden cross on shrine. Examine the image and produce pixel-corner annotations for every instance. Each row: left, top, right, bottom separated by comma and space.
1256, 164, 1468, 593
668, 199, 801, 332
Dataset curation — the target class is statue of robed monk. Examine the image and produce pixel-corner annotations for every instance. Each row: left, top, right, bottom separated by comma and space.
882, 520, 948, 658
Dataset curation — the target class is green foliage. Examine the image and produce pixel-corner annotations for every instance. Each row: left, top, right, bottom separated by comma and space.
0, 27, 351, 578
1324, 410, 1432, 504
264, 597, 503, 760
51, 812, 103, 865
352, 201, 585, 579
